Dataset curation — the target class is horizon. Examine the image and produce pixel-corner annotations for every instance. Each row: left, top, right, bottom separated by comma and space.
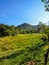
0, 22, 48, 27
0, 0, 49, 26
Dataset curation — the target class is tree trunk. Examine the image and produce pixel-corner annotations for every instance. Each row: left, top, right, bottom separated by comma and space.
44, 48, 49, 65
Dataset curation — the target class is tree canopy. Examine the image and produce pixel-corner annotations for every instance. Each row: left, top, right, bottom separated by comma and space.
0, 23, 49, 37
41, 0, 49, 11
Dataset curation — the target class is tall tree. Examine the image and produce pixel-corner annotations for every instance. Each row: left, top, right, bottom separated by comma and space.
41, 0, 49, 11
41, 0, 49, 65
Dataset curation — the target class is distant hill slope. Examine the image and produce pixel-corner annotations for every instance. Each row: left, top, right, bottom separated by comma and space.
17, 23, 38, 30
0, 34, 48, 65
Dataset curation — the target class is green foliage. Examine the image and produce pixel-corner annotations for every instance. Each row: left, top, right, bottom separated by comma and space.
41, 0, 46, 2
0, 34, 48, 65
44, 28, 49, 41
0, 24, 18, 36
0, 23, 49, 37
41, 0, 49, 11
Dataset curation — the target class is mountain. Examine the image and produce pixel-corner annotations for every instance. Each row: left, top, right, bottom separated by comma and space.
17, 23, 38, 30
17, 23, 33, 30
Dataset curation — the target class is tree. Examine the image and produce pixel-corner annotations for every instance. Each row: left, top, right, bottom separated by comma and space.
4, 29, 12, 36
0, 24, 19, 36
11, 25, 16, 35
41, 0, 49, 11
16, 28, 19, 34
0, 24, 6, 36
41, 0, 49, 40
41, 0, 49, 65
37, 23, 48, 33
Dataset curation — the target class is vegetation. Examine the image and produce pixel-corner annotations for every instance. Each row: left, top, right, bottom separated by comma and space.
0, 22, 49, 65
0, 22, 49, 37
41, 0, 49, 65
41, 0, 49, 11
0, 0, 49, 65
0, 34, 49, 65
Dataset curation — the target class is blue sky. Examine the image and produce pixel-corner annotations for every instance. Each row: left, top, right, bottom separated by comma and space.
0, 0, 49, 26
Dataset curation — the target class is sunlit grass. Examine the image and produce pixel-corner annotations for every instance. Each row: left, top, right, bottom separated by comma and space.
0, 34, 48, 65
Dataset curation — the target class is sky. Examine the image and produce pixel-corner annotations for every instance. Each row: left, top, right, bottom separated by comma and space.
0, 0, 49, 26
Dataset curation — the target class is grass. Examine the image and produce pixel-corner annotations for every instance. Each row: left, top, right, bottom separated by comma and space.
0, 34, 49, 65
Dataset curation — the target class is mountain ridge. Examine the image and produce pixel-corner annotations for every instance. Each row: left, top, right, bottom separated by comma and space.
17, 23, 38, 30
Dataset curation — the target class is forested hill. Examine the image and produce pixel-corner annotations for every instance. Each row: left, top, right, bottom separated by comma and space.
0, 23, 48, 37
17, 23, 38, 30
17, 23, 33, 30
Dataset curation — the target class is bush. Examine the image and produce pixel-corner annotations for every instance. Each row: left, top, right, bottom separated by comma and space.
41, 35, 48, 41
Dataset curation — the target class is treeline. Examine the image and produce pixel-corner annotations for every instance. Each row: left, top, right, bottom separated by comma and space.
0, 24, 19, 36
0, 23, 49, 37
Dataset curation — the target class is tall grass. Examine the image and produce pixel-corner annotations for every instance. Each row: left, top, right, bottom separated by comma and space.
0, 34, 48, 65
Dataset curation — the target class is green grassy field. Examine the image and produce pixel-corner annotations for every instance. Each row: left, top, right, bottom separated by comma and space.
0, 34, 49, 65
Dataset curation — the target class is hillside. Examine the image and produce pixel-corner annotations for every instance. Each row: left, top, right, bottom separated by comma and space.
17, 23, 38, 30
0, 34, 48, 65
0, 23, 48, 37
